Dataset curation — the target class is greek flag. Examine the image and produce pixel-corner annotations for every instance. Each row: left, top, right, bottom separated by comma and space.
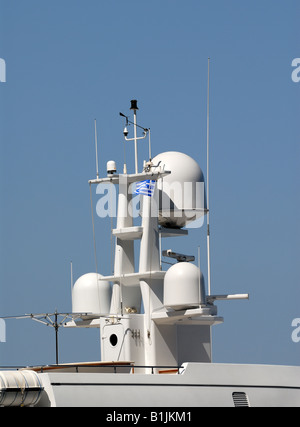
135, 180, 156, 197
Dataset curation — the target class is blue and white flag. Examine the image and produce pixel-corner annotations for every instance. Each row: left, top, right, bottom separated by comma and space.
135, 180, 156, 197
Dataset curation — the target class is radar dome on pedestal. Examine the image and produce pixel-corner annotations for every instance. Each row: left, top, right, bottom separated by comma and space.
152, 151, 207, 228
72, 273, 111, 315
164, 262, 206, 311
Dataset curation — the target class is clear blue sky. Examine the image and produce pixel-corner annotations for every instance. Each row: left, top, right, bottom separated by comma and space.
0, 0, 299, 367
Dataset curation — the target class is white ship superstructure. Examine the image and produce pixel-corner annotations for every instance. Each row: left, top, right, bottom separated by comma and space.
0, 99, 299, 408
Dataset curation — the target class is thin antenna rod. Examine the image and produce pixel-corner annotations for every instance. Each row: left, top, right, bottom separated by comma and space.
94, 119, 99, 179
133, 109, 138, 174
206, 57, 212, 296
148, 128, 152, 160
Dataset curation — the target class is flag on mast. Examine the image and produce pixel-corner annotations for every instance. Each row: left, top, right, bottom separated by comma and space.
135, 180, 156, 197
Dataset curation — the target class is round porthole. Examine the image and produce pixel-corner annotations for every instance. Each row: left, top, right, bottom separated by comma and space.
109, 334, 118, 347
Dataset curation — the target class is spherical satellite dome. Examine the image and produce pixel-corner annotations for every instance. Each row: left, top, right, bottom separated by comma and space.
72, 273, 111, 316
152, 151, 206, 228
163, 262, 206, 311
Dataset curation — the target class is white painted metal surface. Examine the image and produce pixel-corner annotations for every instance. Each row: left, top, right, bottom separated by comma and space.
33, 363, 300, 407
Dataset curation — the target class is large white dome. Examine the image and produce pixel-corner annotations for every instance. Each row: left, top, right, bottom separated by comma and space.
152, 151, 206, 228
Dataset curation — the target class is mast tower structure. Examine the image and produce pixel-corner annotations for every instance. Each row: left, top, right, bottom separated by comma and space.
69, 100, 248, 372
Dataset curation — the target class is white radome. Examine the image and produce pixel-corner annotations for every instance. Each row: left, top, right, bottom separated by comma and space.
72, 273, 111, 315
163, 262, 206, 311
152, 151, 206, 228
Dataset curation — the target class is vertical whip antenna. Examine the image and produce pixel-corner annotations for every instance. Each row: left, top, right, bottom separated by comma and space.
130, 100, 139, 174
148, 128, 152, 161
121, 100, 148, 173
206, 58, 212, 296
94, 119, 99, 179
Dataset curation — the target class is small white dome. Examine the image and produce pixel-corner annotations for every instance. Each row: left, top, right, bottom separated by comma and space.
72, 273, 111, 315
164, 262, 205, 310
